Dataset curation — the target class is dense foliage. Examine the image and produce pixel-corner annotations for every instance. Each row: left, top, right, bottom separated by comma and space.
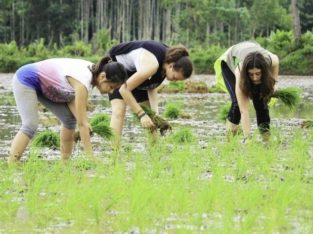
1, 0, 311, 47
0, 0, 312, 74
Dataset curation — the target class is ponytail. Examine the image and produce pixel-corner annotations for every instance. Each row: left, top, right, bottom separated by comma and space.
164, 46, 193, 79
164, 46, 189, 63
90, 56, 127, 86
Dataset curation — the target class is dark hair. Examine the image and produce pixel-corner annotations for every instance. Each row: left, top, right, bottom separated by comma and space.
90, 56, 128, 86
164, 46, 193, 79
240, 52, 276, 102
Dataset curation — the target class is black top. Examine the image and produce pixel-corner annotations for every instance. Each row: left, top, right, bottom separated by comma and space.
109, 40, 168, 90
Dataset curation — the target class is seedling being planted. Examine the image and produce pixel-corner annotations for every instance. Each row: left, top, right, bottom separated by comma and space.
31, 129, 60, 149
140, 104, 172, 135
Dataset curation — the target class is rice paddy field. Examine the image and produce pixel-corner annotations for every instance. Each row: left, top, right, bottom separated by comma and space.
0, 73, 313, 233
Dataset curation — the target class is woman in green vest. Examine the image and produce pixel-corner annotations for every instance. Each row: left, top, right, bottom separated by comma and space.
214, 41, 279, 142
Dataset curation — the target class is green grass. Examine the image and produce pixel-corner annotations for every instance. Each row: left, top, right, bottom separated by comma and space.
164, 101, 183, 119
1, 128, 313, 233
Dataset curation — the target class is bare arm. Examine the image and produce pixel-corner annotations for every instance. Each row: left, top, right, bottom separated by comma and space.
235, 68, 251, 139
119, 50, 159, 127
269, 52, 279, 83
148, 88, 159, 114
67, 77, 93, 156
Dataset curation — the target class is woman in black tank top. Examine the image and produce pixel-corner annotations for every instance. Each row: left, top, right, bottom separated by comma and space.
104, 40, 193, 147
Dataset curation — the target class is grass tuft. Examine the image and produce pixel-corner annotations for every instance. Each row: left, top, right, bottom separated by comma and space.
164, 102, 183, 119
170, 127, 195, 143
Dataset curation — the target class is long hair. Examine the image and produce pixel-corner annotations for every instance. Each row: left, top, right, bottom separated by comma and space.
164, 46, 193, 79
240, 52, 276, 102
89, 56, 127, 86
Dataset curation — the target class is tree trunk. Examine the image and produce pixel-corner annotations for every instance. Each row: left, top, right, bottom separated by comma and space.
10, 0, 15, 41
291, 0, 301, 45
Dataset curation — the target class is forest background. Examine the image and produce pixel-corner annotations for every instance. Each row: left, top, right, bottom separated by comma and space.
0, 0, 312, 75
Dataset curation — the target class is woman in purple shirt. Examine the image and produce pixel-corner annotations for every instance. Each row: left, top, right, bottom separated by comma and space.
9, 56, 127, 163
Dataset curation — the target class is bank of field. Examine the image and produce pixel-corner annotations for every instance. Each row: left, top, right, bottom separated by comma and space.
0, 128, 313, 233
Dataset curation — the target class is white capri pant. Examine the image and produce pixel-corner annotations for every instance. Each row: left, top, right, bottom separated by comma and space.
12, 75, 76, 139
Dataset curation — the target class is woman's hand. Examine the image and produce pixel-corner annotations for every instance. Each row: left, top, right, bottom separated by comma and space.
140, 114, 155, 128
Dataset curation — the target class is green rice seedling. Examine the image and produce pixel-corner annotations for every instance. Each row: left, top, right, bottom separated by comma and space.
30, 129, 60, 148
159, 80, 185, 93
140, 104, 172, 135
164, 101, 183, 119
90, 113, 112, 138
168, 80, 185, 91
170, 127, 195, 143
90, 113, 110, 126
0, 94, 16, 105
301, 119, 313, 128
208, 84, 226, 93
1, 128, 313, 233
184, 80, 209, 93
271, 87, 301, 109
217, 102, 231, 121
70, 156, 98, 170
92, 121, 113, 139
75, 113, 112, 141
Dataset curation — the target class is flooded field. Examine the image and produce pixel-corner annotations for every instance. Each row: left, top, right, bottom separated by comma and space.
1, 73, 313, 160
1, 73, 313, 233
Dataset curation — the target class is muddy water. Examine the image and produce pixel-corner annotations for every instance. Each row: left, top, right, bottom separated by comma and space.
1, 73, 313, 160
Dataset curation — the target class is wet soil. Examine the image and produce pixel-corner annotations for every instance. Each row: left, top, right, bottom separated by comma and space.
0, 73, 313, 160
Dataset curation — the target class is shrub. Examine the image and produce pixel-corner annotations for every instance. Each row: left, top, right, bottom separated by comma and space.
91, 29, 111, 54
190, 45, 224, 74
25, 38, 49, 58
266, 30, 293, 57
61, 40, 92, 56
280, 50, 312, 75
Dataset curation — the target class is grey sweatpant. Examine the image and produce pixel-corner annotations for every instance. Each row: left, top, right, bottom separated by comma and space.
12, 75, 76, 139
